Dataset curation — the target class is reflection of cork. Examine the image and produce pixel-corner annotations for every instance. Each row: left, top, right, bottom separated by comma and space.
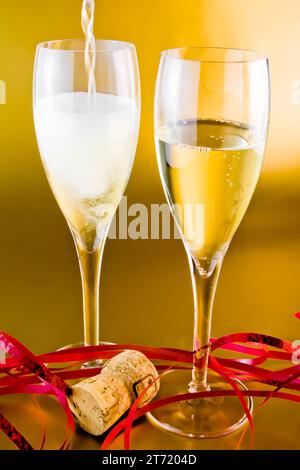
67, 350, 160, 436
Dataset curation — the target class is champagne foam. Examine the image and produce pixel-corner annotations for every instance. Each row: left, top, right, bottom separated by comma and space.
34, 92, 138, 199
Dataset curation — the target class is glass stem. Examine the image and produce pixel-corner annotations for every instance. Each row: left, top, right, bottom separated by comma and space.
74, 237, 105, 347
188, 256, 223, 392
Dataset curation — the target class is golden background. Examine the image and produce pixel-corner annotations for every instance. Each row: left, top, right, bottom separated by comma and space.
0, 0, 300, 449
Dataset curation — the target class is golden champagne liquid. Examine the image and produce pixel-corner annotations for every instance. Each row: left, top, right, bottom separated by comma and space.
45, 171, 125, 252
157, 119, 264, 276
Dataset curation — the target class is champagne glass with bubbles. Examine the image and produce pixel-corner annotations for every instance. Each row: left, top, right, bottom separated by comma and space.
148, 47, 269, 437
33, 39, 140, 363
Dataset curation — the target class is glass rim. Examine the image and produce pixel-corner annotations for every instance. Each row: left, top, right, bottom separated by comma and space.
37, 38, 136, 53
160, 46, 268, 64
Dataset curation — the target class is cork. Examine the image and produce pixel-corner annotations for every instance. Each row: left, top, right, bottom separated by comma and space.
67, 350, 160, 436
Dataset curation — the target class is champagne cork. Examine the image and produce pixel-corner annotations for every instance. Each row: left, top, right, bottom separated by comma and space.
67, 350, 160, 436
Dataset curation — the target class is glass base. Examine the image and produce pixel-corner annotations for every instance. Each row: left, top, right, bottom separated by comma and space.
147, 369, 253, 439
58, 341, 114, 369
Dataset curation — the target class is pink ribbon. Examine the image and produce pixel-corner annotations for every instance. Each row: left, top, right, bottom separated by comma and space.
0, 314, 299, 450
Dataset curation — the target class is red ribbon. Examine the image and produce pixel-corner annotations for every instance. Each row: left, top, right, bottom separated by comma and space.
0, 315, 299, 450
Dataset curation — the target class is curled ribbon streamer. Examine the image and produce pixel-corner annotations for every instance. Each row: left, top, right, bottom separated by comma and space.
0, 332, 74, 450
123, 350, 193, 450
100, 389, 300, 450
106, 325, 300, 450
0, 316, 299, 450
0, 412, 33, 451
208, 355, 255, 448
3, 370, 47, 450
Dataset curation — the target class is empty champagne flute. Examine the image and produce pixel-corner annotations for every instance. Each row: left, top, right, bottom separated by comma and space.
148, 47, 269, 437
33, 40, 140, 363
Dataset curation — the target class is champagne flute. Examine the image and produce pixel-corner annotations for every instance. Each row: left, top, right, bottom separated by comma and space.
148, 47, 269, 437
33, 40, 140, 363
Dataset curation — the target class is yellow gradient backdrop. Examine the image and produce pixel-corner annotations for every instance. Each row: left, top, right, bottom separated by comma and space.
0, 0, 300, 356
